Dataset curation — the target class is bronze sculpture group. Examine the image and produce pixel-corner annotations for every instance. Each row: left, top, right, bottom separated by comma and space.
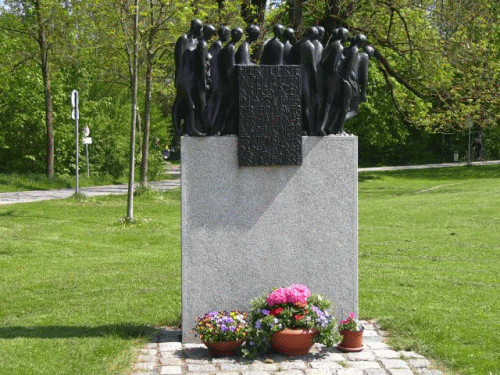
172, 19, 374, 137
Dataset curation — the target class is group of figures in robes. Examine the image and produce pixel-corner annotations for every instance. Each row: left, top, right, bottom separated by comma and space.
172, 19, 374, 137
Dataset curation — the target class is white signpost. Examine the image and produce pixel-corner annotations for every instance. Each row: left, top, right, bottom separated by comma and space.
71, 90, 80, 195
82, 126, 91, 177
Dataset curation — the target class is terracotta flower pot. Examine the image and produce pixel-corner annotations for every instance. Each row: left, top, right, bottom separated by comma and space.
270, 329, 317, 356
337, 330, 363, 352
204, 340, 243, 357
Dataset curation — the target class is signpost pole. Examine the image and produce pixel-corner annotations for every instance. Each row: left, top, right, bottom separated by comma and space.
72, 90, 79, 195
83, 126, 90, 177
85, 144, 89, 177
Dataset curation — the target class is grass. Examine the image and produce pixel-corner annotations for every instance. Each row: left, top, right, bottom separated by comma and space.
0, 189, 181, 374
1, 165, 499, 374
358, 164, 500, 375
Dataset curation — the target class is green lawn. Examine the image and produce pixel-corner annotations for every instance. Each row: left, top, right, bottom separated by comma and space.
0, 190, 181, 374
0, 165, 499, 374
358, 165, 500, 375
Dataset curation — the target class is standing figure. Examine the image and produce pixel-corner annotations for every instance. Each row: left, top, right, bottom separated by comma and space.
206, 26, 231, 134
235, 25, 260, 65
208, 26, 231, 58
318, 27, 348, 135
330, 34, 365, 135
282, 28, 295, 65
172, 19, 204, 136
345, 43, 373, 122
193, 24, 216, 134
312, 26, 325, 67
356, 45, 374, 104
210, 27, 243, 135
290, 27, 320, 135
260, 24, 285, 65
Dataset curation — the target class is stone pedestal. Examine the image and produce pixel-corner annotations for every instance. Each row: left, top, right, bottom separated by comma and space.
181, 135, 358, 342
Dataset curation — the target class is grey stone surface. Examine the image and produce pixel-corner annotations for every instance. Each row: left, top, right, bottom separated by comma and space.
414, 370, 443, 375
337, 369, 364, 375
387, 370, 414, 375
364, 370, 389, 375
161, 366, 183, 374
380, 359, 409, 369
345, 361, 381, 369
373, 350, 401, 359
408, 359, 431, 368
181, 135, 358, 342
304, 369, 334, 375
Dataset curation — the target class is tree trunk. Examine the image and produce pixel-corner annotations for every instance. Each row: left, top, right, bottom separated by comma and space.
126, 0, 140, 222
35, 0, 55, 182
141, 5, 154, 188
289, 0, 303, 32
141, 57, 152, 187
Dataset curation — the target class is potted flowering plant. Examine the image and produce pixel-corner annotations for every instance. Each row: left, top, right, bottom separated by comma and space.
337, 312, 364, 352
242, 284, 341, 357
194, 310, 249, 357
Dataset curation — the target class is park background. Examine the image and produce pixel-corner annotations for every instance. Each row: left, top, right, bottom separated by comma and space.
1, 0, 499, 181
1, 1, 499, 375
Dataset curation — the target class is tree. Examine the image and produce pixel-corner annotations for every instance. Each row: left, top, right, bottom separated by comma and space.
126, 0, 140, 222
0, 0, 70, 181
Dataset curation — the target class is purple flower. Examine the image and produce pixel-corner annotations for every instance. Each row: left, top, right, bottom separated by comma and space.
262, 309, 270, 315
229, 326, 236, 332
255, 320, 262, 329
220, 324, 228, 332
207, 311, 218, 318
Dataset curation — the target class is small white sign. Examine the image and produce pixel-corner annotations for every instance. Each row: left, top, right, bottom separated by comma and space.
71, 90, 78, 108
82, 137, 92, 145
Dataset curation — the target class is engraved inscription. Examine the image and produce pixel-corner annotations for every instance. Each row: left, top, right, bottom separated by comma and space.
238, 65, 302, 166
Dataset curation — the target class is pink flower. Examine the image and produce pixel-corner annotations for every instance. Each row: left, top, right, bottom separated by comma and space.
349, 312, 356, 319
266, 288, 288, 306
285, 284, 311, 304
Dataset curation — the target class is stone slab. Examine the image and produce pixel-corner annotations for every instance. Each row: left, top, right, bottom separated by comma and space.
181, 136, 358, 342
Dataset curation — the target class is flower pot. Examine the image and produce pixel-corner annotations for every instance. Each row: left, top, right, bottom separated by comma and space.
270, 329, 317, 356
203, 340, 243, 357
337, 330, 363, 352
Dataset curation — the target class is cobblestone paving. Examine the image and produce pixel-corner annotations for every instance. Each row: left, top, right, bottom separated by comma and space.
129, 322, 446, 375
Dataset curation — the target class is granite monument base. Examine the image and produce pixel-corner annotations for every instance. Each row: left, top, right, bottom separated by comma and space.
181, 135, 358, 342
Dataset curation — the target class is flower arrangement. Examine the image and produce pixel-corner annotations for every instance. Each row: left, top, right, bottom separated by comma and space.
194, 311, 249, 343
338, 312, 363, 332
242, 284, 341, 357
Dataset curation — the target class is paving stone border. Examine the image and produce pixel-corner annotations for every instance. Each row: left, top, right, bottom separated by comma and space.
128, 322, 445, 375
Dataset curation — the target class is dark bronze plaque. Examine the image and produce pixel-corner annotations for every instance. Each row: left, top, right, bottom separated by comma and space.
238, 65, 302, 166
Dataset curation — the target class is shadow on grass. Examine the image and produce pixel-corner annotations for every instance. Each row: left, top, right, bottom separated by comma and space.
358, 174, 381, 183
0, 324, 181, 342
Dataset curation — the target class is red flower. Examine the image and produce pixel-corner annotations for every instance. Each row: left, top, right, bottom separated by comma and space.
295, 302, 307, 308
270, 307, 283, 316
294, 314, 305, 320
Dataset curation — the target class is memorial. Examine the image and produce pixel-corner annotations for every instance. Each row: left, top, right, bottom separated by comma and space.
174, 20, 373, 342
